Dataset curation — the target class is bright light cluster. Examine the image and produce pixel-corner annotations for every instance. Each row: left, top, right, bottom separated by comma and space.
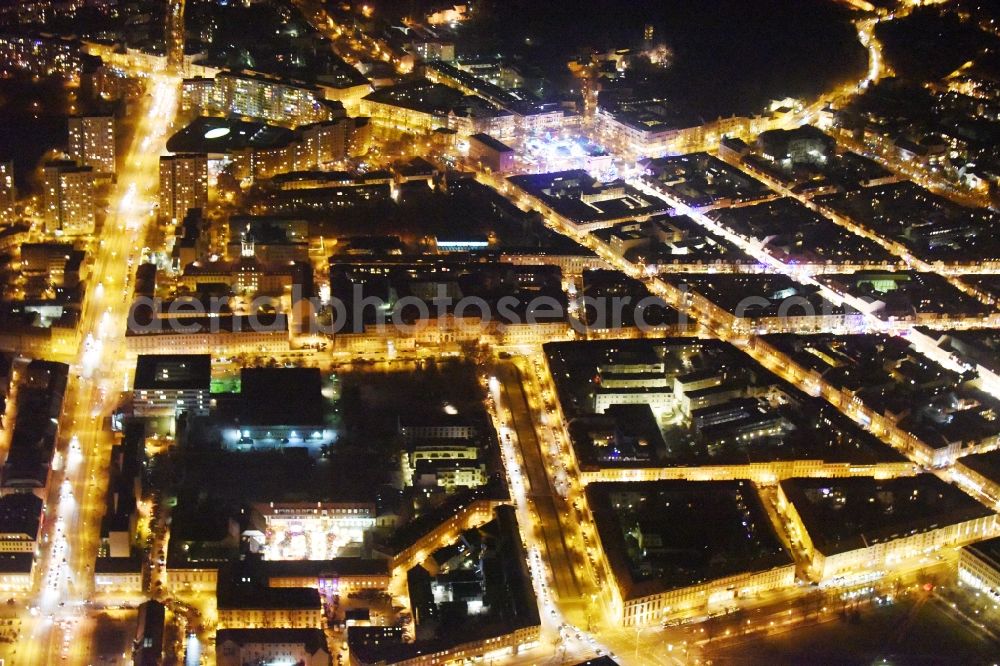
521, 133, 619, 181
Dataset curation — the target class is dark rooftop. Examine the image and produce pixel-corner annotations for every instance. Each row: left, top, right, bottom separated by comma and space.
469, 133, 514, 154
0, 553, 33, 574
216, 628, 329, 653
0, 493, 43, 539
94, 556, 144, 574
363, 79, 507, 119
780, 475, 994, 556
964, 536, 1000, 575
217, 582, 322, 611
261, 557, 389, 581
166, 116, 295, 154
586, 480, 792, 600
133, 354, 211, 391
238, 367, 325, 426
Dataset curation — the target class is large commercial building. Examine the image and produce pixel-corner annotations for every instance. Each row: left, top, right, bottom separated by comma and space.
159, 153, 208, 224
359, 80, 516, 138
68, 114, 115, 175
132, 354, 211, 418
219, 367, 334, 450
261, 558, 391, 594
41, 160, 96, 235
125, 313, 290, 356
596, 99, 773, 158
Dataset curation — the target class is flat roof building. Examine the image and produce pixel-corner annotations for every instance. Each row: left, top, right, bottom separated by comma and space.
133, 354, 211, 418
0, 493, 43, 553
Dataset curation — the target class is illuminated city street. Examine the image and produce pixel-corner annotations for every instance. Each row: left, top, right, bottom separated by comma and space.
1, 0, 1000, 664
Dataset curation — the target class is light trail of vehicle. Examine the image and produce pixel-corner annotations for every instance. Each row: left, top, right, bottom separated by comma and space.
18, 71, 180, 666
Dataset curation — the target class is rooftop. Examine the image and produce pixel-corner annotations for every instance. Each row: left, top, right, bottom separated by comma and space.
957, 450, 1000, 487
0, 553, 33, 574
600, 98, 701, 134
133, 354, 211, 391
216, 628, 329, 653
509, 170, 667, 225
964, 535, 1000, 574
260, 557, 389, 580
239, 367, 325, 426
780, 475, 994, 556
586, 480, 792, 600
817, 271, 994, 319
706, 198, 897, 265
546, 338, 904, 469
814, 182, 1000, 263
0, 493, 42, 539
642, 153, 774, 209
166, 116, 294, 154
469, 132, 514, 154
217, 582, 322, 610
364, 79, 508, 118
663, 273, 845, 319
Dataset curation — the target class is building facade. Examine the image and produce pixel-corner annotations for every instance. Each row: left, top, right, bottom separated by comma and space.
159, 153, 208, 224
132, 354, 211, 418
68, 115, 115, 175
42, 160, 96, 235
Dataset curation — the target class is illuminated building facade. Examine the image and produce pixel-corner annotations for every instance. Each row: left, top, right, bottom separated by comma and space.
777, 476, 1000, 581
237, 118, 371, 180
216, 587, 324, 630
181, 72, 340, 126
216, 629, 332, 666
0, 554, 33, 593
468, 133, 515, 173
253, 502, 376, 562
0, 31, 82, 78
959, 536, 1000, 602
68, 115, 115, 175
93, 556, 143, 595
125, 313, 290, 355
263, 559, 391, 593
41, 160, 96, 235
586, 480, 796, 626
596, 103, 774, 159
159, 153, 208, 224
0, 493, 43, 553
132, 354, 211, 418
